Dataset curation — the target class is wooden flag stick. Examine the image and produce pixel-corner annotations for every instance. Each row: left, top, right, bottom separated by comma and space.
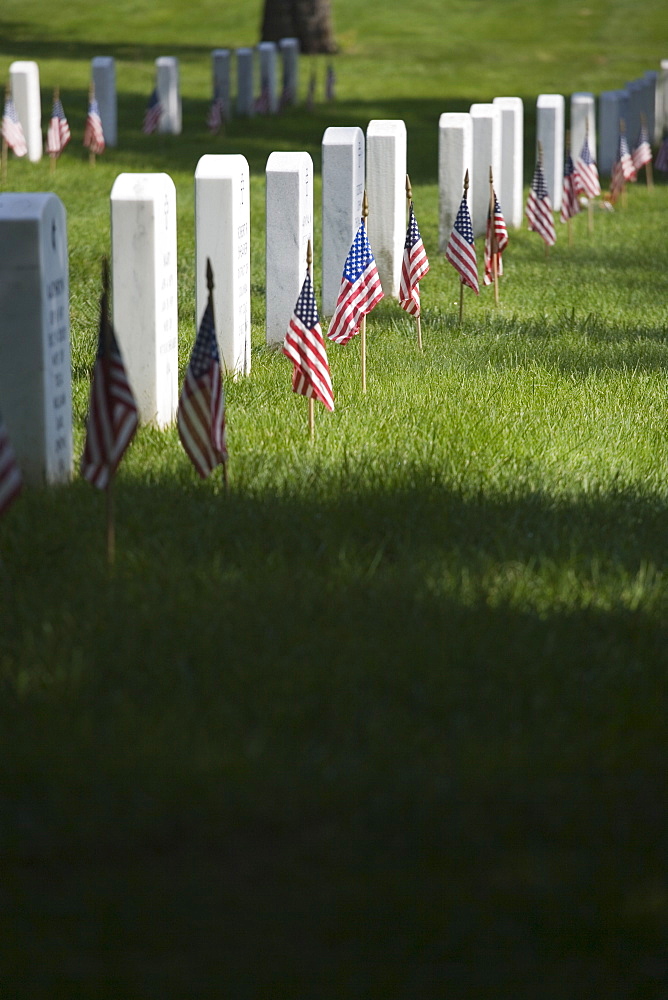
306, 239, 315, 439
489, 166, 499, 305
360, 189, 368, 392
406, 173, 423, 349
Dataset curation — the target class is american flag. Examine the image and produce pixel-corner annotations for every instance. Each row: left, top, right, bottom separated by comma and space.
445, 195, 479, 294
46, 95, 70, 157
177, 296, 227, 479
399, 204, 430, 316
632, 121, 653, 171
609, 157, 625, 204
526, 160, 556, 247
207, 94, 225, 133
0, 410, 22, 517
81, 282, 138, 490
483, 192, 509, 286
656, 133, 668, 172
143, 88, 162, 134
574, 134, 601, 198
619, 129, 637, 182
560, 151, 580, 223
283, 270, 334, 412
1, 92, 27, 157
83, 95, 105, 154
254, 81, 270, 115
327, 220, 384, 345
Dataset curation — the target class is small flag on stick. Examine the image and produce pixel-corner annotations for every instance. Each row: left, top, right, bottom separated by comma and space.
560, 133, 580, 235
526, 148, 556, 250
327, 197, 384, 346
610, 121, 635, 205
0, 410, 22, 517
177, 261, 228, 481
83, 86, 105, 160
483, 169, 508, 301
143, 87, 162, 134
445, 171, 479, 322
207, 91, 225, 133
632, 114, 653, 187
283, 241, 334, 437
46, 89, 70, 164
2, 86, 27, 178
399, 175, 430, 348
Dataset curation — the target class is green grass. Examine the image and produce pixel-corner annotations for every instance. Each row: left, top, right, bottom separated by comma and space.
1, 2, 668, 997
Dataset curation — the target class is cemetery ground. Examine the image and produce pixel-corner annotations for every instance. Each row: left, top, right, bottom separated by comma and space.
2, 1, 668, 996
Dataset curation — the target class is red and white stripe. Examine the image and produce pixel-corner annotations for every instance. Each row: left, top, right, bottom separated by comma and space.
0, 413, 22, 516
283, 317, 334, 412
81, 340, 138, 490
327, 264, 384, 345
177, 360, 227, 478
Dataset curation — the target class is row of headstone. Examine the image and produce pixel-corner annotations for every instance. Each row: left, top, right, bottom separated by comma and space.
212, 39, 300, 117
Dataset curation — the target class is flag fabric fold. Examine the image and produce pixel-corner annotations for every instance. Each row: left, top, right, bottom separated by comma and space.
0, 410, 22, 517
46, 95, 71, 157
483, 192, 509, 285
83, 95, 105, 154
445, 195, 479, 294
177, 298, 227, 479
1, 93, 27, 157
327, 220, 384, 345
632, 121, 653, 172
574, 134, 601, 198
560, 151, 580, 223
399, 204, 430, 315
81, 297, 139, 490
619, 130, 637, 182
283, 270, 334, 412
526, 160, 556, 247
143, 88, 162, 134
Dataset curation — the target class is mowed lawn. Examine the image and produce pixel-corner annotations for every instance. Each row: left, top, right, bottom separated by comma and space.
1, 1, 668, 997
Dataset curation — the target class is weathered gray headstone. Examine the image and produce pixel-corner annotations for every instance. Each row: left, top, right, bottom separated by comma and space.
599, 90, 630, 175
278, 37, 299, 105
265, 151, 313, 346
211, 49, 231, 116
438, 112, 472, 251
469, 103, 501, 236
195, 155, 251, 376
0, 193, 71, 484
536, 94, 565, 211
110, 174, 178, 427
9, 61, 42, 162
366, 119, 407, 297
492, 97, 523, 229
156, 57, 182, 135
257, 42, 278, 113
92, 56, 117, 147
236, 48, 255, 117
321, 126, 365, 317
570, 92, 596, 162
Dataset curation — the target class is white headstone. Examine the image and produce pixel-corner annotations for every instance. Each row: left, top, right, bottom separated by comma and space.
366, 119, 407, 297
92, 56, 117, 147
211, 49, 232, 117
9, 61, 42, 163
492, 97, 523, 229
156, 57, 181, 135
321, 126, 365, 317
257, 42, 278, 113
0, 193, 71, 485
236, 48, 255, 117
570, 92, 596, 162
265, 151, 313, 346
438, 112, 472, 251
625, 79, 644, 146
110, 174, 178, 427
469, 103, 501, 237
643, 71, 657, 142
536, 94, 565, 211
656, 60, 668, 143
195, 155, 251, 376
278, 38, 300, 105
599, 90, 629, 175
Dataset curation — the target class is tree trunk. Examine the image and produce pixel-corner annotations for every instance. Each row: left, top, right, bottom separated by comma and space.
261, 0, 337, 55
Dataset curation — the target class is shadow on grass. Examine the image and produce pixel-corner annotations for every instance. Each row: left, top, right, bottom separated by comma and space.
1, 475, 667, 996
